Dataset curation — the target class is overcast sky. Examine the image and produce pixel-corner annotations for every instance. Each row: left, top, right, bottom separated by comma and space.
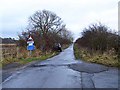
0, 0, 119, 40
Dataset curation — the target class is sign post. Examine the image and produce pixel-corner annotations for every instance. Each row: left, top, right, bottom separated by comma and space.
27, 36, 35, 57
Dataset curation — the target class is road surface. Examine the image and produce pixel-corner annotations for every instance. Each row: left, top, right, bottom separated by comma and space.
2, 45, 118, 88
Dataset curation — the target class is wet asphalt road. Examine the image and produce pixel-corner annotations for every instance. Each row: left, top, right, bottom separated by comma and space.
2, 45, 118, 88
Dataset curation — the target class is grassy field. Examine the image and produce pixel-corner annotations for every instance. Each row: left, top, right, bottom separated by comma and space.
74, 43, 119, 67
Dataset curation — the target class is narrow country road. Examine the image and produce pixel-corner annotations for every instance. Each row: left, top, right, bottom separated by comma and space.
2, 45, 118, 88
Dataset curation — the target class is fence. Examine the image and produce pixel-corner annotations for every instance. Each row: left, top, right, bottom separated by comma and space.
1, 44, 18, 60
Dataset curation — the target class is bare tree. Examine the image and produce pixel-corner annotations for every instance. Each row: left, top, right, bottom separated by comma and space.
28, 10, 65, 35
18, 10, 73, 51
27, 10, 66, 50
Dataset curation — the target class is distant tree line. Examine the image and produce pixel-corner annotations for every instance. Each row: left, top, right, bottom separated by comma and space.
75, 23, 119, 54
0, 37, 17, 44
18, 10, 73, 51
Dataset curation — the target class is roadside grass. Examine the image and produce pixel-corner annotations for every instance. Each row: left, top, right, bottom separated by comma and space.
74, 43, 119, 67
19, 51, 59, 65
2, 51, 59, 67
1, 44, 70, 67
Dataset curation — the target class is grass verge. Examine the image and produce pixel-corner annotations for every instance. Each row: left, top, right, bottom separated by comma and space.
2, 44, 70, 68
2, 51, 59, 68
19, 52, 59, 65
74, 43, 119, 67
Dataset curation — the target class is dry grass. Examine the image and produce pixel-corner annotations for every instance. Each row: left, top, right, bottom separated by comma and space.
74, 44, 119, 67
1, 44, 70, 67
2, 50, 59, 67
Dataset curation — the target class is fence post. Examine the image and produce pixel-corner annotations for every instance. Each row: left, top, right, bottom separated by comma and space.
17, 47, 19, 59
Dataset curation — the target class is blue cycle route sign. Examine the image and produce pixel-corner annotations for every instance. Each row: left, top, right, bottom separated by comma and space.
27, 45, 35, 51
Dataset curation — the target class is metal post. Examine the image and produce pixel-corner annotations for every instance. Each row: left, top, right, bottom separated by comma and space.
29, 50, 32, 57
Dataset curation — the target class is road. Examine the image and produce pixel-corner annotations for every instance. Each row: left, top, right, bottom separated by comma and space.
2, 45, 118, 88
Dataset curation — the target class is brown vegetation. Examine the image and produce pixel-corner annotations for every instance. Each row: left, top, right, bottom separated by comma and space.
74, 23, 119, 67
18, 10, 73, 52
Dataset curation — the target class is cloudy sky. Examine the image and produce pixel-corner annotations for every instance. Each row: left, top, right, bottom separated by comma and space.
0, 0, 119, 40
